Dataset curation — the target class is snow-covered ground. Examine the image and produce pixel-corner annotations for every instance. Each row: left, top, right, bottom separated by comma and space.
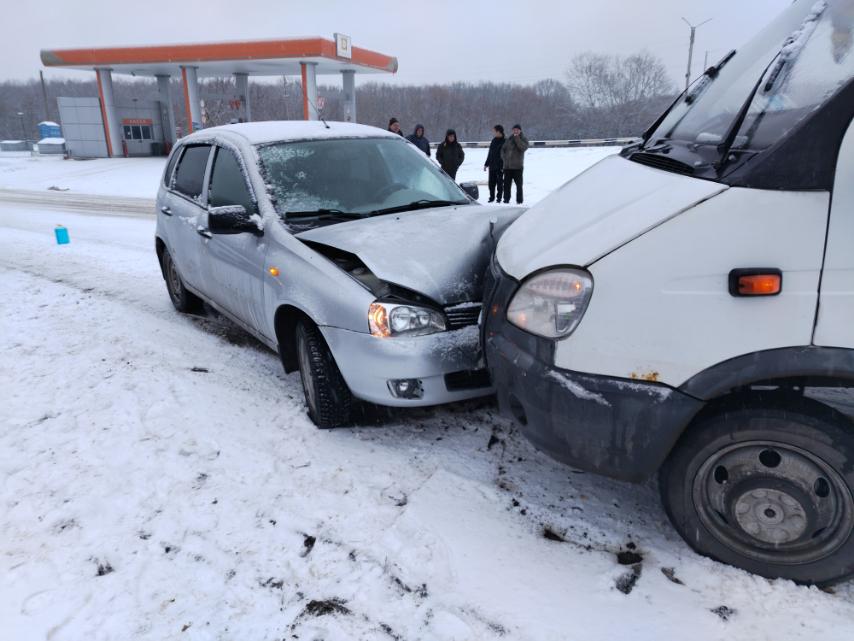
2, 150, 854, 641
0, 146, 617, 206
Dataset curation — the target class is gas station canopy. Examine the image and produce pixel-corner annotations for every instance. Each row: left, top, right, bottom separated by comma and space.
39, 35, 397, 157
40, 37, 398, 77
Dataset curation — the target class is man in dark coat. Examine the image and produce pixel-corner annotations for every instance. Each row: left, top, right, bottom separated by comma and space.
436, 129, 465, 180
500, 123, 530, 204
388, 117, 404, 136
407, 124, 431, 156
483, 124, 505, 202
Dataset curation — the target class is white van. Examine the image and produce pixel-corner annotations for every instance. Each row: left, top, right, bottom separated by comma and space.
483, 0, 854, 584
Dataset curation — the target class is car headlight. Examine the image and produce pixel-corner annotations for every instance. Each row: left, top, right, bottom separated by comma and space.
369, 302, 446, 338
506, 268, 593, 338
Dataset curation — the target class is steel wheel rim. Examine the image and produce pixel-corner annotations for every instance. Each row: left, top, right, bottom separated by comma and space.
165, 255, 183, 304
692, 439, 854, 565
297, 330, 318, 414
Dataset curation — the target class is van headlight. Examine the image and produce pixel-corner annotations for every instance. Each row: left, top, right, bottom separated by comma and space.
369, 302, 446, 338
506, 268, 593, 338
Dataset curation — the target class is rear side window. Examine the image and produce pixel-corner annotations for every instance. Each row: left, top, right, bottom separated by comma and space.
173, 145, 211, 200
163, 147, 181, 187
208, 147, 256, 213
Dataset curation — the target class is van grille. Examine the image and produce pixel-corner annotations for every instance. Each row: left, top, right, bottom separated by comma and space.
444, 303, 481, 330
629, 152, 695, 176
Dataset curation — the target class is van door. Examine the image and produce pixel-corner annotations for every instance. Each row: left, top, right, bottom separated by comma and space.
814, 117, 854, 347
201, 145, 269, 337
165, 144, 213, 295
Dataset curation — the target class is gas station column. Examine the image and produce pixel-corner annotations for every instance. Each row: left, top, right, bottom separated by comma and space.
300, 62, 318, 121
341, 70, 356, 122
156, 74, 177, 144
234, 73, 251, 122
180, 65, 202, 132
95, 68, 123, 157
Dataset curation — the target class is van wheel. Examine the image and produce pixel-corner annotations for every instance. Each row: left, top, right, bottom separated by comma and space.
161, 249, 202, 313
295, 320, 352, 428
660, 397, 854, 585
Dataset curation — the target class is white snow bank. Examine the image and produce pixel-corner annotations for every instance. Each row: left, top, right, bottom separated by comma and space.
37, 137, 65, 145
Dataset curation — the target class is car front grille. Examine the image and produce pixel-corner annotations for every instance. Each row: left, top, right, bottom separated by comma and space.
444, 303, 482, 330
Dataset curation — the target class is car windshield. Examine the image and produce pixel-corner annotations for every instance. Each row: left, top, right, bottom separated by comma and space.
256, 137, 469, 226
647, 0, 854, 156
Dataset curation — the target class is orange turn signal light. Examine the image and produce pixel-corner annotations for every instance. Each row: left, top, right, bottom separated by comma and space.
268, 267, 280, 277
729, 269, 782, 297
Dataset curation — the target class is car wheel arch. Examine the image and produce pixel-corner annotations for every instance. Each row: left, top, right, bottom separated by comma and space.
274, 304, 315, 373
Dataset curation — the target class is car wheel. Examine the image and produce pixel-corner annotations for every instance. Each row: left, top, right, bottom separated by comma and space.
295, 320, 353, 428
161, 249, 202, 313
660, 395, 854, 585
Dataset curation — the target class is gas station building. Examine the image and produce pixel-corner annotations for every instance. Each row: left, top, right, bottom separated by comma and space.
39, 35, 398, 158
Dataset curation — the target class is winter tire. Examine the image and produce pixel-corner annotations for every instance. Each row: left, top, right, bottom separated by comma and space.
161, 249, 203, 313
295, 320, 353, 428
660, 395, 854, 585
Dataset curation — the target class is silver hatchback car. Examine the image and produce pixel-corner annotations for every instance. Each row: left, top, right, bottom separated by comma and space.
155, 121, 525, 426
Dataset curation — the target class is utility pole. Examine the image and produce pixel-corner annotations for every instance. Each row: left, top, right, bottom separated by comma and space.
703, 50, 710, 71
17, 111, 26, 141
39, 70, 50, 121
682, 17, 712, 90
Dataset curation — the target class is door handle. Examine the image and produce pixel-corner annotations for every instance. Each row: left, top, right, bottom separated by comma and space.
160, 205, 172, 216
197, 228, 212, 239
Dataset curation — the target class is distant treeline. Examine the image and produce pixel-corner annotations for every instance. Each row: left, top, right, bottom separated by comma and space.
1, 51, 676, 142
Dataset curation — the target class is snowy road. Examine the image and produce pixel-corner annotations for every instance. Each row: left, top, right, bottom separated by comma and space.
2, 202, 854, 638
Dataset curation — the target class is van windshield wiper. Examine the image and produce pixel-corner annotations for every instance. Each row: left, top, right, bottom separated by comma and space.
285, 208, 366, 220
369, 199, 468, 216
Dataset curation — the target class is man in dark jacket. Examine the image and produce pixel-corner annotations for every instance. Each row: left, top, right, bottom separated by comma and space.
388, 117, 404, 136
407, 124, 431, 156
483, 124, 505, 202
436, 129, 465, 180
501, 123, 530, 204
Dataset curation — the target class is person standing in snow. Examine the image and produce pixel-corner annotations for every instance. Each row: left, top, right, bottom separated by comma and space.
436, 129, 465, 180
501, 123, 529, 204
388, 117, 404, 136
483, 124, 505, 203
407, 124, 431, 156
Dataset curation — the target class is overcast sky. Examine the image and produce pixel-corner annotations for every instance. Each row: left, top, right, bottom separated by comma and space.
6, 0, 791, 88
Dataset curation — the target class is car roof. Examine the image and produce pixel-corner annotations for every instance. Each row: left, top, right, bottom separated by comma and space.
181, 120, 400, 145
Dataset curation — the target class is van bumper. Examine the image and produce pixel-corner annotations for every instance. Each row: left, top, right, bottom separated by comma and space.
483, 264, 703, 482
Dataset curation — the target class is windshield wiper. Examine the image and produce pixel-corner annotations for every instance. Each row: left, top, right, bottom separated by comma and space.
369, 199, 468, 216
285, 208, 365, 220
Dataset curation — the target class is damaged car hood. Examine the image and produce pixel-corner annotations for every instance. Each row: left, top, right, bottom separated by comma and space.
496, 155, 729, 279
296, 204, 525, 305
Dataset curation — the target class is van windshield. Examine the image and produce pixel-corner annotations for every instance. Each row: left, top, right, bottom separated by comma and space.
645, 0, 854, 161
256, 137, 469, 227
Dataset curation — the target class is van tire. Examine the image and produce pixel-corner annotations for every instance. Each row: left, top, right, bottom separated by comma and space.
161, 249, 203, 314
295, 320, 353, 428
660, 396, 854, 585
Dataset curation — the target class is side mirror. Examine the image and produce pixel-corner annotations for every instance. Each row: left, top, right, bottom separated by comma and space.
459, 181, 479, 200
208, 205, 262, 235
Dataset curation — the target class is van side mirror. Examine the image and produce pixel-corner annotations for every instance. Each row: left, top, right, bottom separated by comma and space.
459, 181, 479, 200
208, 205, 262, 235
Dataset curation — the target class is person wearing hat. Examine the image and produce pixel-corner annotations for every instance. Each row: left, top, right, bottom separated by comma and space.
407, 124, 431, 156
483, 124, 506, 203
388, 117, 404, 136
436, 129, 465, 180
500, 123, 529, 204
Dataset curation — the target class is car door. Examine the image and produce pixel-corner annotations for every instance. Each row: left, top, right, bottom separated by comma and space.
163, 144, 214, 296
201, 145, 269, 336
813, 116, 854, 347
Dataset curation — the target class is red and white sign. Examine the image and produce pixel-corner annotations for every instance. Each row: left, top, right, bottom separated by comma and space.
121, 118, 153, 126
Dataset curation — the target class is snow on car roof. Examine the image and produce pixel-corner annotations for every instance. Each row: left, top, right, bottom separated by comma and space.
182, 120, 399, 145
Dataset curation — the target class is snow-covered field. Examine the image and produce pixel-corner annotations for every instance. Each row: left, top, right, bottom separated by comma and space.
2, 149, 854, 641
0, 146, 617, 206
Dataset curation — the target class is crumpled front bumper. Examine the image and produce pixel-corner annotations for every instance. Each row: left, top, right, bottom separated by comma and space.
321, 324, 492, 407
482, 258, 704, 482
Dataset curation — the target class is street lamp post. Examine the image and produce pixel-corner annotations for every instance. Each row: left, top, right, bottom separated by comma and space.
682, 17, 712, 91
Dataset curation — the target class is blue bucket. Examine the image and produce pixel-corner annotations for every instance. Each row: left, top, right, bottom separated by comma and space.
55, 225, 70, 245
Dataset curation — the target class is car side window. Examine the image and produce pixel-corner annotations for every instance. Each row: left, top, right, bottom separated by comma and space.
208, 146, 256, 213
163, 147, 182, 187
173, 145, 211, 201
